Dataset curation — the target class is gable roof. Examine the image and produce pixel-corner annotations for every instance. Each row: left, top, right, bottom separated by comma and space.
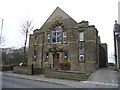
46, 7, 75, 23
38, 7, 77, 31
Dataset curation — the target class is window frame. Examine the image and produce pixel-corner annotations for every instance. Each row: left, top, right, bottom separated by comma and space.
79, 48, 84, 61
64, 52, 67, 59
46, 53, 48, 59
63, 32, 67, 43
47, 33, 51, 44
33, 50, 37, 61
79, 32, 84, 42
52, 26, 62, 44
34, 38, 37, 46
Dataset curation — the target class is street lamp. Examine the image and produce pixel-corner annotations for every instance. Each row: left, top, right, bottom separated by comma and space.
114, 21, 120, 39
114, 31, 120, 39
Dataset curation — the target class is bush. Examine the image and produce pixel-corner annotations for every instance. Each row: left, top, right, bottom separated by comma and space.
60, 61, 71, 70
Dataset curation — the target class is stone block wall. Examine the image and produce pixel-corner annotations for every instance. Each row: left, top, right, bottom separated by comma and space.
45, 70, 90, 81
28, 20, 100, 73
13, 66, 30, 74
2, 65, 13, 71
99, 43, 108, 68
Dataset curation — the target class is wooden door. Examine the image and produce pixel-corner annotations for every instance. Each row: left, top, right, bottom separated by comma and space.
53, 53, 59, 68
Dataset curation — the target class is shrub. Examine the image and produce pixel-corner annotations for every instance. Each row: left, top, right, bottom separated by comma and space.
60, 61, 70, 70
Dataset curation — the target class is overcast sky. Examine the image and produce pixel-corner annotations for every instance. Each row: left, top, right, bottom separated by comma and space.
0, 0, 119, 62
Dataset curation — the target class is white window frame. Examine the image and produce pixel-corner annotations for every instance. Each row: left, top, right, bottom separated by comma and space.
79, 32, 84, 41
52, 26, 62, 43
47, 34, 51, 43
63, 32, 67, 43
79, 48, 84, 61
34, 38, 37, 46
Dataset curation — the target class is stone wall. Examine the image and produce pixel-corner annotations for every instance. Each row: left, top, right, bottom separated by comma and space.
99, 43, 108, 68
45, 70, 90, 81
32, 68, 44, 75
13, 66, 30, 74
13, 66, 44, 75
28, 20, 100, 73
2, 65, 13, 71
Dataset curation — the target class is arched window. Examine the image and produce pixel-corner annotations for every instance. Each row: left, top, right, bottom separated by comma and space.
52, 26, 62, 43
79, 48, 84, 61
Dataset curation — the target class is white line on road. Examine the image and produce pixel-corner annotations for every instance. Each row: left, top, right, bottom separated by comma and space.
82, 81, 118, 86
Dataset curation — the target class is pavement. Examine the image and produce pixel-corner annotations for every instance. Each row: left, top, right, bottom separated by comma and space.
1, 66, 119, 88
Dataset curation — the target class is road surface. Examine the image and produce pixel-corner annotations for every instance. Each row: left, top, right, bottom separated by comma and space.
1, 66, 119, 88
2, 75, 71, 88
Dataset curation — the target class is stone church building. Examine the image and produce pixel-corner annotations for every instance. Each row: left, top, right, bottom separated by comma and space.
28, 7, 108, 74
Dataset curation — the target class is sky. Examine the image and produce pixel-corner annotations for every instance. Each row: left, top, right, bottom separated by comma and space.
0, 0, 119, 62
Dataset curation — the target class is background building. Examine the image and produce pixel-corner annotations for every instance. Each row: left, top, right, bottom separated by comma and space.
28, 7, 108, 74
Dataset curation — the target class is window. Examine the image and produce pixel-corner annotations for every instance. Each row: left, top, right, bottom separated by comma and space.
64, 53, 67, 59
46, 53, 48, 59
52, 26, 62, 43
47, 34, 51, 43
63, 32, 67, 43
34, 38, 37, 46
79, 32, 84, 41
33, 50, 37, 59
33, 55, 36, 59
79, 48, 84, 61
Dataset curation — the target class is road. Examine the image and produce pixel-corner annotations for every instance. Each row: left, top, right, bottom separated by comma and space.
1, 66, 119, 88
2, 75, 71, 88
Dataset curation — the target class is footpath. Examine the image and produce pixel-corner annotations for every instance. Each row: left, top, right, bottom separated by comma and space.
1, 66, 119, 88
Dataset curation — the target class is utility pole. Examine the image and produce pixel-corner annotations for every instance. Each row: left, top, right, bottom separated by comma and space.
114, 20, 120, 70
0, 18, 3, 67
0, 18, 4, 44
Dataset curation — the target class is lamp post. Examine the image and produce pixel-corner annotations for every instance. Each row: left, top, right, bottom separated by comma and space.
114, 31, 120, 70
114, 20, 120, 70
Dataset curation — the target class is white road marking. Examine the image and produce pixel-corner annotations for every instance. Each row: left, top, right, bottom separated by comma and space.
82, 81, 118, 86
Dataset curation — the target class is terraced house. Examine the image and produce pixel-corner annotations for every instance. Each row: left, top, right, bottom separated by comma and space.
28, 7, 108, 75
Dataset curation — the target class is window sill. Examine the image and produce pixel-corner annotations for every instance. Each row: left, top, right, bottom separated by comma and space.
46, 42, 68, 45
79, 41, 85, 42
79, 61, 85, 63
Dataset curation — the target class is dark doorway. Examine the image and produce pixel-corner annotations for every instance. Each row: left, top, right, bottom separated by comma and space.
53, 53, 60, 68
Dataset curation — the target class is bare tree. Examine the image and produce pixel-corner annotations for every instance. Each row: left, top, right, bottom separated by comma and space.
109, 52, 115, 63
20, 19, 34, 63
0, 36, 5, 46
